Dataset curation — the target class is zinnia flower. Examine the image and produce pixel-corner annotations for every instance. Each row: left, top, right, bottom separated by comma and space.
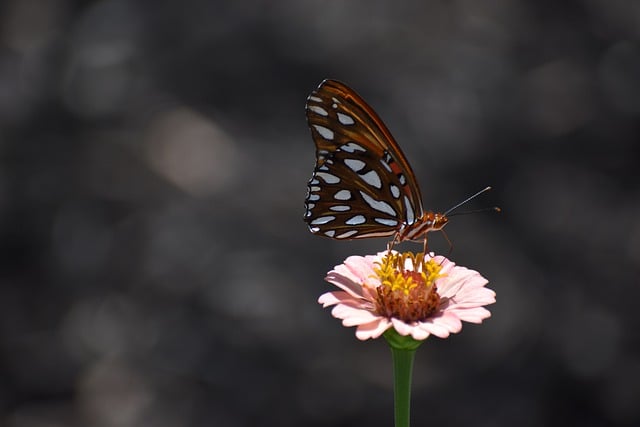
318, 251, 495, 341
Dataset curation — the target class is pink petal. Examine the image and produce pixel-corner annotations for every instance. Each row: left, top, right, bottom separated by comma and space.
318, 291, 351, 307
437, 270, 480, 297
391, 318, 413, 336
454, 278, 491, 295
418, 320, 451, 338
448, 307, 492, 323
388, 318, 429, 340
433, 256, 455, 273
448, 292, 496, 308
331, 304, 376, 322
325, 255, 383, 302
341, 310, 382, 327
355, 318, 391, 340
429, 312, 463, 333
454, 283, 495, 297
343, 255, 377, 281
435, 279, 463, 299
318, 292, 376, 313
409, 325, 430, 340
325, 270, 365, 299
446, 289, 496, 309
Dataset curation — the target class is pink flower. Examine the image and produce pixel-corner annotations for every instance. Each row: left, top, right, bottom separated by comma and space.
318, 251, 495, 341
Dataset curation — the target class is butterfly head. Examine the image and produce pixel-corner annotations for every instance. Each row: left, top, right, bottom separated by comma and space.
432, 213, 449, 230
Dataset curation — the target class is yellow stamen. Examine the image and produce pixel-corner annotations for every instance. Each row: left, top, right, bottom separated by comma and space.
373, 252, 445, 322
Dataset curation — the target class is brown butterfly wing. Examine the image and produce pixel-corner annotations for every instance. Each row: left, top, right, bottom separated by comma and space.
303, 79, 425, 239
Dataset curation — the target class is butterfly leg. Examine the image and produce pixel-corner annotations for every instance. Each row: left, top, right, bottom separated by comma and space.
422, 235, 429, 255
440, 229, 453, 258
387, 233, 400, 253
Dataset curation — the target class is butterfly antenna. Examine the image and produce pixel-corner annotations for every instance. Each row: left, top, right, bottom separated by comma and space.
448, 206, 501, 217
444, 186, 494, 216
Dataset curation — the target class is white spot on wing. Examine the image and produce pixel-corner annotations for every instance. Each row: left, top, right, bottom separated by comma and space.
345, 215, 366, 225
353, 230, 395, 238
337, 112, 355, 125
308, 194, 320, 201
399, 174, 406, 185
310, 216, 336, 225
334, 190, 352, 200
332, 97, 341, 104
308, 105, 328, 116
310, 226, 320, 233
390, 185, 400, 199
316, 172, 340, 184
313, 125, 334, 141
306, 203, 315, 209
310, 179, 320, 185
329, 205, 351, 212
360, 191, 397, 216
360, 170, 382, 189
341, 142, 366, 153
380, 158, 393, 173
344, 158, 366, 172
375, 218, 398, 227
308, 96, 322, 102
324, 230, 336, 237
336, 230, 358, 239
404, 196, 415, 224
310, 186, 320, 192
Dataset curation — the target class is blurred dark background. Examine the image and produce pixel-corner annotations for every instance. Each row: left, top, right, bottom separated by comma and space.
1, 1, 639, 426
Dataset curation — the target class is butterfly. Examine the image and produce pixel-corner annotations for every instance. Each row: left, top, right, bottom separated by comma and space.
303, 79, 454, 249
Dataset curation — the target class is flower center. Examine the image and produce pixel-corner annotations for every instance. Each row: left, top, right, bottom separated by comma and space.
373, 252, 443, 323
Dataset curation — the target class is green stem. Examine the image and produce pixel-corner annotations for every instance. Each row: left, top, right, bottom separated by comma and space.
390, 346, 416, 427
